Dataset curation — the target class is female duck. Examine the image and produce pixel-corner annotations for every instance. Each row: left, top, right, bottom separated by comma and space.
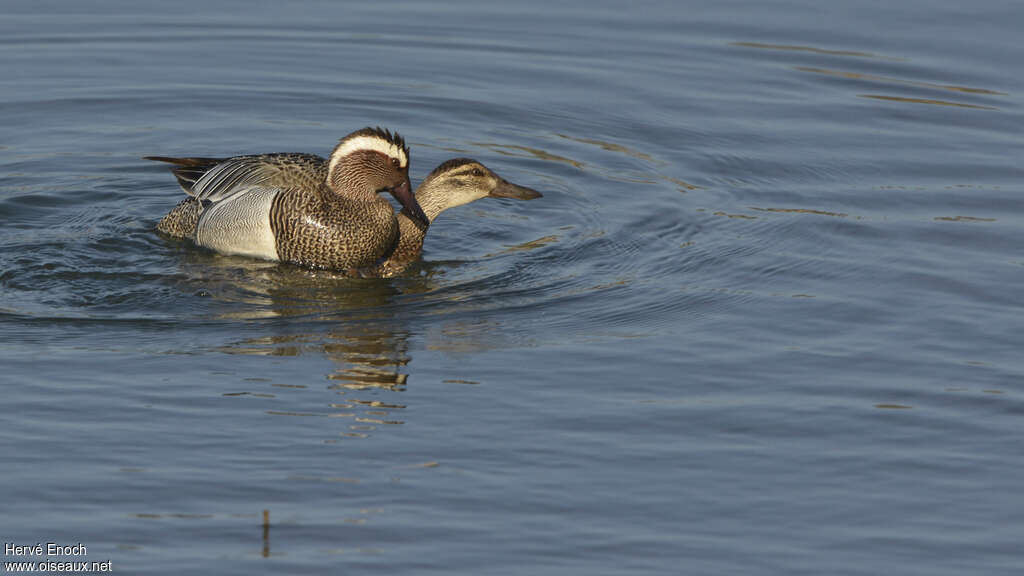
369, 158, 540, 277
151, 127, 428, 271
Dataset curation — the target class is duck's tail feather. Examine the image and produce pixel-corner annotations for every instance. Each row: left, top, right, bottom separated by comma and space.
144, 156, 225, 195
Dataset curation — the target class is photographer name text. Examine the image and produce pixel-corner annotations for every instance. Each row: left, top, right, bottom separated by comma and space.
4, 543, 111, 573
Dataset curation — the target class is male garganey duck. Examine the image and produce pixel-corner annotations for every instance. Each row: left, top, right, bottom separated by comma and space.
154, 146, 540, 276
149, 127, 428, 271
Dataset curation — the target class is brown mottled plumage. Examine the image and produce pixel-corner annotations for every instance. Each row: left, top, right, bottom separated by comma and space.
269, 180, 398, 270
152, 151, 540, 276
148, 127, 422, 271
157, 197, 203, 239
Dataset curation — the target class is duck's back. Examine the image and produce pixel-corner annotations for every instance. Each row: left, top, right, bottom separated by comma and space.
155, 153, 327, 240
181, 153, 326, 195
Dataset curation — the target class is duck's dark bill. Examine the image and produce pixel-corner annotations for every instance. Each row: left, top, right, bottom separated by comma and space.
390, 180, 430, 226
489, 179, 542, 200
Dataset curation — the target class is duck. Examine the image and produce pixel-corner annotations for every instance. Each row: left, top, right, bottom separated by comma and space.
366, 158, 541, 277
149, 127, 429, 271
155, 150, 541, 276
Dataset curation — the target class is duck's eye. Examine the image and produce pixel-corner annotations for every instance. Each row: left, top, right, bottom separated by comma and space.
391, 158, 401, 168
471, 168, 484, 177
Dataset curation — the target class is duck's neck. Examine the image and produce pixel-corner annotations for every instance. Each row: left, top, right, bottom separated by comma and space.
327, 159, 377, 202
386, 179, 453, 268
412, 179, 454, 223
395, 210, 429, 253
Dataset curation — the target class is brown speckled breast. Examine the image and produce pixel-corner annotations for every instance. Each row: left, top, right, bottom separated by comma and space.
270, 187, 400, 270
364, 211, 428, 277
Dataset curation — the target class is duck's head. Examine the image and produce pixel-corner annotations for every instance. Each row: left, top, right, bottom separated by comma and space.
327, 127, 428, 226
416, 158, 542, 222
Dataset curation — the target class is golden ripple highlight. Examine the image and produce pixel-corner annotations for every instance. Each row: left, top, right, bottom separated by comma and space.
665, 176, 701, 191
134, 513, 215, 519
328, 367, 408, 390
796, 66, 1007, 96
731, 41, 901, 60
858, 94, 998, 110
712, 211, 757, 220
432, 135, 697, 191
349, 399, 406, 409
555, 133, 701, 190
484, 234, 560, 257
287, 475, 360, 484
555, 133, 658, 162
355, 416, 403, 425
471, 142, 584, 168
222, 391, 276, 398
750, 207, 849, 218
934, 215, 996, 223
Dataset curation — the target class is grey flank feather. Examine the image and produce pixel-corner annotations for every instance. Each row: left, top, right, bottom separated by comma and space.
190, 156, 278, 205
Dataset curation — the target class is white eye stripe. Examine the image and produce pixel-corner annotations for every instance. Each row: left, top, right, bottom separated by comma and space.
329, 136, 408, 174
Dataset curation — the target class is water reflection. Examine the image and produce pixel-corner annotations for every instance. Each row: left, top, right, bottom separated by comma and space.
262, 509, 269, 558
934, 215, 996, 223
484, 234, 561, 257
420, 134, 698, 192
555, 133, 701, 191
174, 253, 429, 440
795, 66, 1007, 96
858, 94, 998, 110
172, 248, 538, 443
471, 141, 585, 168
733, 40, 1007, 111
749, 206, 849, 218
731, 41, 899, 60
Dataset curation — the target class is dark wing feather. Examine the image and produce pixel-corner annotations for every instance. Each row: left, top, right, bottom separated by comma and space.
188, 156, 281, 203
147, 155, 283, 203
144, 156, 225, 194
147, 153, 327, 202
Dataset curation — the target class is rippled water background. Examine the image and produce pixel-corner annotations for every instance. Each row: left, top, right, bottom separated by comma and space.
3, 1, 1023, 573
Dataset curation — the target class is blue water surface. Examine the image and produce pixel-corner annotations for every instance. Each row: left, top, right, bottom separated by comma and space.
2, 1, 1023, 574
